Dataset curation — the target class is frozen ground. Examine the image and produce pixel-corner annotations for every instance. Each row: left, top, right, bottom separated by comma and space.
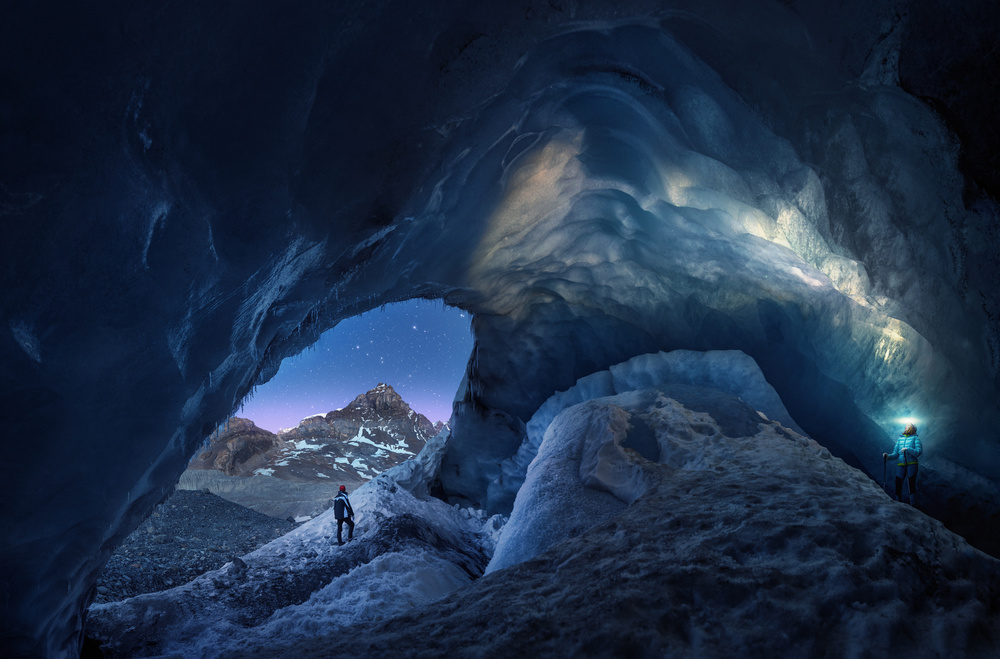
93, 490, 295, 604
89, 385, 1000, 657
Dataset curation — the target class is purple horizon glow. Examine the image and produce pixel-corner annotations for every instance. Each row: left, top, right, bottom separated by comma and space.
238, 300, 473, 432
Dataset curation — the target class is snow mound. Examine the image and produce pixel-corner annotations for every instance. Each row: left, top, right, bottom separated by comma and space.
488, 349, 798, 510
258, 548, 472, 635
489, 383, 776, 572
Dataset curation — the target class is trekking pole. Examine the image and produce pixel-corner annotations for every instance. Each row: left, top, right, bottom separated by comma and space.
882, 454, 887, 494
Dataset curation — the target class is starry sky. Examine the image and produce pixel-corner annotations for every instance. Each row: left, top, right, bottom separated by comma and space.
239, 300, 473, 432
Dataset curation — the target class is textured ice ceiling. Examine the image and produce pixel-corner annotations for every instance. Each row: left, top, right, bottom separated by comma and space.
2, 0, 999, 655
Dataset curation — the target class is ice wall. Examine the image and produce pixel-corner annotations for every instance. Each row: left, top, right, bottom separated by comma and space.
486, 350, 802, 510
435, 15, 999, 514
2, 0, 999, 654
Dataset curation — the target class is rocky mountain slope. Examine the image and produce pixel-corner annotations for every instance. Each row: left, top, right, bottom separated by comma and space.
189, 384, 440, 484
180, 384, 444, 519
92, 490, 295, 605
188, 418, 279, 477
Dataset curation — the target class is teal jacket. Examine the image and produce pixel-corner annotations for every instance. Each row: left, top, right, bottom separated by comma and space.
888, 434, 922, 466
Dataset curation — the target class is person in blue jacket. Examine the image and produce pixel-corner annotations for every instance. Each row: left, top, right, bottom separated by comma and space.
334, 485, 355, 545
884, 424, 922, 504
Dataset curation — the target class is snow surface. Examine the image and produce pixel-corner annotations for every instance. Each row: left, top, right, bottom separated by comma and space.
210, 385, 1000, 657
89, 388, 1000, 657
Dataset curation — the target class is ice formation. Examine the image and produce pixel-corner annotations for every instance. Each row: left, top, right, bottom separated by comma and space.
2, 0, 1000, 654
276, 388, 1000, 659
486, 349, 803, 510
88, 383, 1000, 657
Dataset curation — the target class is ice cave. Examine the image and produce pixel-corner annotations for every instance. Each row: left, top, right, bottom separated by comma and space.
2, 0, 1000, 656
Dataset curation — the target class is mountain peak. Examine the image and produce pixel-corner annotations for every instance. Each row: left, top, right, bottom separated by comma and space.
191, 384, 438, 489
345, 383, 408, 414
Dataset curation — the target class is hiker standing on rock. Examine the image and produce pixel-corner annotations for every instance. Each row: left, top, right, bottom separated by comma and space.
334, 485, 355, 545
884, 424, 922, 505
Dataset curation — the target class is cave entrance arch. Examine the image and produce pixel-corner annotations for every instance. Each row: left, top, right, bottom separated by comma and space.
181, 298, 474, 515
240, 299, 473, 434
94, 300, 474, 602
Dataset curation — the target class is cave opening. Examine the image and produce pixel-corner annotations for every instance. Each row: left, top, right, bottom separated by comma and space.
182, 296, 476, 503
239, 298, 474, 433
92, 299, 475, 607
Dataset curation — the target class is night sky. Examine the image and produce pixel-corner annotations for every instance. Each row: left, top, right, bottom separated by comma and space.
239, 300, 473, 432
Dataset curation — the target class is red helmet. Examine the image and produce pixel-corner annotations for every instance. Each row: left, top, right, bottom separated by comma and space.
339, 485, 346, 492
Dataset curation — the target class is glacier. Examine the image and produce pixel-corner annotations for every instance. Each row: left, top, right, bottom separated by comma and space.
2, 0, 1000, 655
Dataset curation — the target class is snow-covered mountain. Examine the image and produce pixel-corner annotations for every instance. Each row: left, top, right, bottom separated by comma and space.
189, 384, 438, 484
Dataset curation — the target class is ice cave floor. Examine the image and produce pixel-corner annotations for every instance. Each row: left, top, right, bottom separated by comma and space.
88, 388, 1000, 658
